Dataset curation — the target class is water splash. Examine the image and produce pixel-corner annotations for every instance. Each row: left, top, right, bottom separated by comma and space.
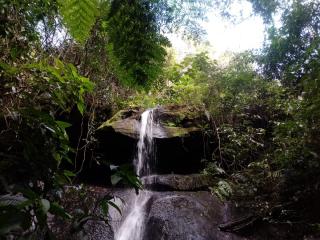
114, 191, 151, 240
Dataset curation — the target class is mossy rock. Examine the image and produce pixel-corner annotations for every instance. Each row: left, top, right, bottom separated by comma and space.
97, 105, 209, 139
97, 108, 142, 138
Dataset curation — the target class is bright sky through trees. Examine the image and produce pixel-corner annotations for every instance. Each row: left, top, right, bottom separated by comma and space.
169, 1, 265, 60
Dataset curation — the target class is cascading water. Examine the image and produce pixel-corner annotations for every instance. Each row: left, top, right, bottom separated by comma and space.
114, 191, 151, 240
115, 109, 157, 240
135, 109, 155, 177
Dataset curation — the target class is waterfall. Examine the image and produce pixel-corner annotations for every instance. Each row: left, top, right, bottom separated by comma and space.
115, 109, 156, 240
135, 109, 155, 177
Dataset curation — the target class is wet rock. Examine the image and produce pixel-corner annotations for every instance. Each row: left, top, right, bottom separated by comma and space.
143, 191, 235, 240
141, 191, 302, 240
142, 174, 213, 191
51, 186, 315, 240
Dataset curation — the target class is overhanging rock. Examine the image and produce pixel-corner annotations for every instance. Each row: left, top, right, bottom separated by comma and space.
96, 105, 212, 174
97, 105, 209, 139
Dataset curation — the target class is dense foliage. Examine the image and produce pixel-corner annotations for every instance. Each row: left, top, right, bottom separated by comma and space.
124, 0, 320, 230
0, 0, 211, 238
0, 0, 320, 238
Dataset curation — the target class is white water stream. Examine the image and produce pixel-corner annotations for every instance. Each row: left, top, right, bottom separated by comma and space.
135, 109, 155, 177
115, 109, 157, 240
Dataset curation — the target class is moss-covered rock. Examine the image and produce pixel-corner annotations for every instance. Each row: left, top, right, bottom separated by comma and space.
98, 108, 141, 139
97, 105, 209, 139
95, 105, 212, 173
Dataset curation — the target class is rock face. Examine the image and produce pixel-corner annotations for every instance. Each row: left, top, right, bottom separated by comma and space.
142, 174, 213, 191
113, 189, 307, 240
143, 191, 226, 240
71, 220, 114, 240
96, 105, 213, 175
109, 189, 233, 240
98, 108, 141, 139
98, 105, 209, 139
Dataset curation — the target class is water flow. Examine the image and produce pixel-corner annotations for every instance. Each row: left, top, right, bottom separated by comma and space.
114, 191, 151, 240
135, 109, 155, 177
115, 109, 156, 240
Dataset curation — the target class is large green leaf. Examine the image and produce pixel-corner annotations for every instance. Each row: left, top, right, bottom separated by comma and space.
59, 0, 99, 44
50, 202, 72, 219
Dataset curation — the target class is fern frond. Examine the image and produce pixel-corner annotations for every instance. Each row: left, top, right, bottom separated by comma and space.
59, 0, 99, 44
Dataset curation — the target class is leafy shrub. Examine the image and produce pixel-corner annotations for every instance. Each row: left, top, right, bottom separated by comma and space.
0, 58, 95, 238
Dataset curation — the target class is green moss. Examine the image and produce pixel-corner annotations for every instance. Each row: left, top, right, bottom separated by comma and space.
165, 126, 200, 137
98, 110, 127, 130
97, 105, 208, 138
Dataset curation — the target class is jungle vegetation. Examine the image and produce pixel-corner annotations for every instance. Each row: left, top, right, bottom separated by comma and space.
0, 0, 319, 238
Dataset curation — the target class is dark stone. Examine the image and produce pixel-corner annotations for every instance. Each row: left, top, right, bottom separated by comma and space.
71, 220, 114, 240
143, 191, 232, 240
95, 128, 137, 168
51, 186, 316, 240
49, 186, 115, 240
142, 174, 213, 191
140, 191, 306, 240
59, 106, 114, 186
154, 132, 207, 174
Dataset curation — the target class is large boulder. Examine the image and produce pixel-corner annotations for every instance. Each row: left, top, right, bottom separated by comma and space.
98, 108, 141, 139
143, 191, 235, 240
96, 105, 213, 174
51, 186, 316, 240
142, 191, 303, 240
97, 105, 209, 139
